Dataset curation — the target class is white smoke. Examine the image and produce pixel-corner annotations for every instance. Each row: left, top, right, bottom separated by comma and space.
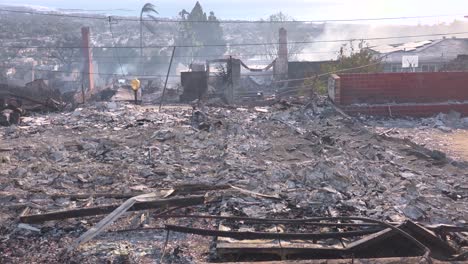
298, 20, 468, 61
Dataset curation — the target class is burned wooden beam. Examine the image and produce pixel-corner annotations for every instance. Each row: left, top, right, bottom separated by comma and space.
172, 184, 231, 195
162, 214, 381, 227
345, 221, 457, 260
165, 224, 384, 240
430, 225, 468, 233
216, 242, 345, 260
404, 221, 458, 258
49, 184, 230, 200
346, 227, 396, 252
166, 215, 432, 259
50, 192, 147, 200
214, 221, 461, 262
20, 195, 205, 224
0, 147, 14, 152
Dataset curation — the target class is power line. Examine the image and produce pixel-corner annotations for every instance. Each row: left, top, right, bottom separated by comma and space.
10, 43, 410, 68
45, 60, 174, 65
0, 43, 452, 80
0, 64, 181, 77
11, 46, 408, 61
0, 8, 465, 23
11, 51, 343, 61
0, 61, 388, 80
0, 63, 286, 78
50, 51, 342, 59
3, 31, 468, 49
274, 56, 388, 83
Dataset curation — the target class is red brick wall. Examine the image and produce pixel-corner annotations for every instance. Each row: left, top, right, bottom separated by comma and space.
335, 72, 468, 105
327, 72, 468, 117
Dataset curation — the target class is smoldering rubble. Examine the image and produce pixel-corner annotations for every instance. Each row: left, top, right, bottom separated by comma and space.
0, 99, 467, 263
0, 81, 66, 127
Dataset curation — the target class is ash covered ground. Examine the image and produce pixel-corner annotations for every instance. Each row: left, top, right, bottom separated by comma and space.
0, 100, 467, 263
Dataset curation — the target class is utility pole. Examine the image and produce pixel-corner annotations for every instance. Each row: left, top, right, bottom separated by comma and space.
31, 61, 36, 82
159, 46, 177, 111
227, 56, 234, 104
81, 83, 85, 104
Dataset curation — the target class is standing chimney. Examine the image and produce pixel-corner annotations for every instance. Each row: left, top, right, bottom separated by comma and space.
81, 27, 94, 93
276, 27, 288, 80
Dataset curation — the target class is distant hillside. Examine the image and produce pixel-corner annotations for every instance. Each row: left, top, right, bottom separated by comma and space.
1, 4, 467, 80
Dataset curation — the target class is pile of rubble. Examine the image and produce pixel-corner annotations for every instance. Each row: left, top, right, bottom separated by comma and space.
0, 81, 65, 127
0, 99, 467, 263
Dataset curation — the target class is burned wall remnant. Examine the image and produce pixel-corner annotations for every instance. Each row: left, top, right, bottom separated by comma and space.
206, 58, 242, 103
329, 72, 468, 117
24, 79, 62, 101
0, 80, 65, 126
180, 71, 208, 102
0, 81, 63, 111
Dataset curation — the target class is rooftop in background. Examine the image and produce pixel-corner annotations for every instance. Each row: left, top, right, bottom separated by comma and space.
372, 37, 468, 63
372, 40, 435, 53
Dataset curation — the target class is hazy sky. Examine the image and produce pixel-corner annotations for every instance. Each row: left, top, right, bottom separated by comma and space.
1, 0, 467, 24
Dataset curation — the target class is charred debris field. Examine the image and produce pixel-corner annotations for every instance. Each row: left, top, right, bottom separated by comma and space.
0, 99, 467, 263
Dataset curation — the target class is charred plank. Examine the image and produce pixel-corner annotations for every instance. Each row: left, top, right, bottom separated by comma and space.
20, 195, 205, 224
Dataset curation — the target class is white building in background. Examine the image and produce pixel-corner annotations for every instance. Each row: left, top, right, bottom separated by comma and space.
372, 37, 468, 72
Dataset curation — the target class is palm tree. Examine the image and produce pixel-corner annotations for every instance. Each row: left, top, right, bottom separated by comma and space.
140, 3, 159, 57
